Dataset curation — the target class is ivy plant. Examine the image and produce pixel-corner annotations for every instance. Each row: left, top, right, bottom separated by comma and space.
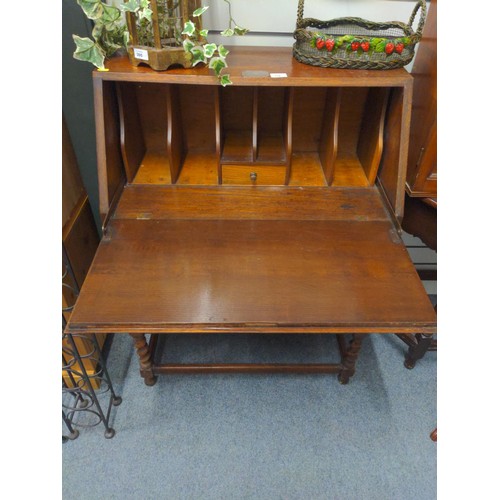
182, 6, 233, 86
72, 0, 248, 85
73, 0, 129, 70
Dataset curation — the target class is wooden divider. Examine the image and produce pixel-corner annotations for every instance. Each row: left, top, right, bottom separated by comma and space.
115, 81, 392, 190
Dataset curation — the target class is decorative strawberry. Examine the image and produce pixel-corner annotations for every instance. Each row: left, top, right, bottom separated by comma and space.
325, 38, 335, 52
360, 41, 370, 52
316, 38, 325, 50
395, 42, 404, 54
385, 42, 395, 55
351, 41, 360, 51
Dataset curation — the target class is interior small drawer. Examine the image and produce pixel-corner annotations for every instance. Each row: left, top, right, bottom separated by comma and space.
222, 165, 286, 185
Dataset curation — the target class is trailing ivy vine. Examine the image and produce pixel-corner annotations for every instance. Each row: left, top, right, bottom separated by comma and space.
72, 0, 248, 85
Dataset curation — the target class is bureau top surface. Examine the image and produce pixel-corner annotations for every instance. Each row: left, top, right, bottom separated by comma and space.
94, 46, 412, 87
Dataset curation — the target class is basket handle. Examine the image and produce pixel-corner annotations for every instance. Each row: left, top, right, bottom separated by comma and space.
296, 0, 305, 25
408, 0, 427, 41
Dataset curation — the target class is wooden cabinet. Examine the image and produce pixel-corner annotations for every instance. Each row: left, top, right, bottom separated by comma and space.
406, 0, 437, 199
65, 47, 436, 386
62, 114, 103, 386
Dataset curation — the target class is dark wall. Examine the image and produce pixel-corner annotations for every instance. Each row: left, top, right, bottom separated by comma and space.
62, 0, 101, 233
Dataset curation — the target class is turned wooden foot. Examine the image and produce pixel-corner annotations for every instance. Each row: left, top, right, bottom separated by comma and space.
404, 333, 433, 369
130, 334, 157, 386
338, 334, 363, 384
430, 428, 437, 442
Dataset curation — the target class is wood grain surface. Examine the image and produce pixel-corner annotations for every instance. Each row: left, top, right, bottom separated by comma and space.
67, 215, 436, 334
94, 47, 412, 88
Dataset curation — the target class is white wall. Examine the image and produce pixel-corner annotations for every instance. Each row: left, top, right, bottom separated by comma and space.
202, 0, 427, 70
204, 0, 423, 33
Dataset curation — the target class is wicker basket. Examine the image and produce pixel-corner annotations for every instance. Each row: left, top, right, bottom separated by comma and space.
293, 0, 426, 70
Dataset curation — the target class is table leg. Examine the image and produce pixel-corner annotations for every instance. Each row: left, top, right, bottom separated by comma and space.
404, 333, 433, 369
338, 334, 363, 384
130, 334, 157, 386
430, 428, 437, 442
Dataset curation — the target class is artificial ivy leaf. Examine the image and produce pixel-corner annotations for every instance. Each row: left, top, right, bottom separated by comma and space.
138, 7, 153, 22
140, 0, 150, 7
218, 44, 229, 58
219, 74, 232, 87
193, 6, 209, 17
220, 28, 234, 37
121, 0, 140, 13
190, 47, 206, 66
77, 0, 103, 20
209, 57, 227, 76
183, 39, 195, 52
92, 22, 103, 40
233, 26, 249, 36
72, 35, 106, 69
101, 27, 124, 56
101, 4, 121, 25
199, 29, 209, 38
182, 21, 197, 36
203, 43, 217, 58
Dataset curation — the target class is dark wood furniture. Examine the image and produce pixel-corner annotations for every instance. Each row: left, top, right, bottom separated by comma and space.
65, 47, 436, 386
62, 113, 103, 386
399, 0, 437, 368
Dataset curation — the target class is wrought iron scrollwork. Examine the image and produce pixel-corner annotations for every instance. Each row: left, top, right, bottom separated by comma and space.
62, 245, 121, 440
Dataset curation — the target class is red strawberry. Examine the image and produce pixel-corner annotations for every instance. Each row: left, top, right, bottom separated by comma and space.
360, 41, 370, 52
325, 38, 335, 52
316, 38, 325, 50
385, 42, 395, 55
351, 41, 360, 51
395, 42, 404, 54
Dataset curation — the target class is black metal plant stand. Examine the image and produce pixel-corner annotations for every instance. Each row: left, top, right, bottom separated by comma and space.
62, 245, 122, 441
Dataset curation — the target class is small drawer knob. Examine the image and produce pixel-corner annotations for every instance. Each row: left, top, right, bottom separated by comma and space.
250, 172, 257, 181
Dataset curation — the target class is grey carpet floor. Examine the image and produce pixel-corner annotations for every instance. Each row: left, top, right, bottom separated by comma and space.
62, 331, 436, 500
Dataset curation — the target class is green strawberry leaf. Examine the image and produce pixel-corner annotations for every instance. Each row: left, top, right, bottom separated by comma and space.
72, 34, 106, 69
375, 41, 386, 53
